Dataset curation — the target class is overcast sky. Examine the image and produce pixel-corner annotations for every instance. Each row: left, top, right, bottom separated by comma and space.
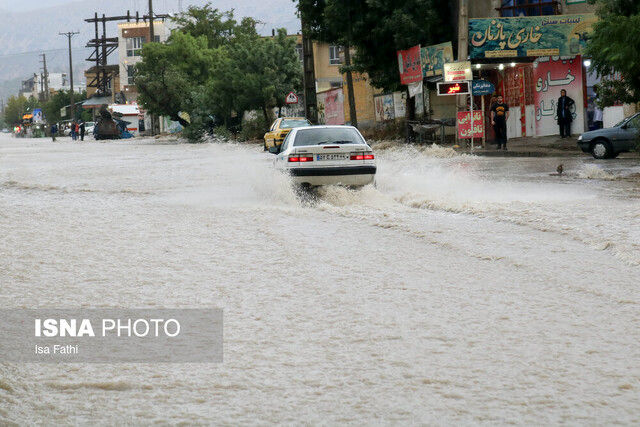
0, 0, 200, 13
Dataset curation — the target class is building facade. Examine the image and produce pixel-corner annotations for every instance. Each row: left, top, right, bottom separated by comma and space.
84, 65, 121, 101
117, 21, 171, 103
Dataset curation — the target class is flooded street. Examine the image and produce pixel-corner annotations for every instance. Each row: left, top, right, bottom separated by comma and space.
1, 135, 639, 424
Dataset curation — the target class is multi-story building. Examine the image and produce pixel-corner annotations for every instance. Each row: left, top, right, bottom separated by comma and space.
117, 20, 171, 103
20, 73, 84, 100
84, 65, 121, 101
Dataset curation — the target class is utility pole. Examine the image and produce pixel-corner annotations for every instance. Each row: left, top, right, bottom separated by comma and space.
344, 0, 357, 128
300, 22, 318, 124
148, 0, 155, 42
40, 53, 50, 101
59, 31, 79, 120
456, 0, 469, 147
343, 44, 358, 128
148, 0, 157, 134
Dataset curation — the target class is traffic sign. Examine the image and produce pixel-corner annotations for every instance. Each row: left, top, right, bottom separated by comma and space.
285, 92, 299, 104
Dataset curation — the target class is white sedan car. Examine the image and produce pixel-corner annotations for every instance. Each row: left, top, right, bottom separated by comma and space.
270, 125, 376, 187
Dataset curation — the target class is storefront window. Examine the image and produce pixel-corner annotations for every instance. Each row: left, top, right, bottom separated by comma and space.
499, 0, 559, 16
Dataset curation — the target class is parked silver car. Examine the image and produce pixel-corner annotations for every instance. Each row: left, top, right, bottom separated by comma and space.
578, 113, 639, 159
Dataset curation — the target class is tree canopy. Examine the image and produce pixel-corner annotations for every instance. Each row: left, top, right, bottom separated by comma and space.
135, 3, 302, 140
298, 0, 454, 92
586, 0, 640, 105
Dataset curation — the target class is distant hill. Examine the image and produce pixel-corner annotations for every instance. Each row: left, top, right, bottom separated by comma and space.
0, 0, 300, 101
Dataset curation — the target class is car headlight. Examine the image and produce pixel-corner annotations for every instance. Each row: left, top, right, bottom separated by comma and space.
578, 135, 583, 141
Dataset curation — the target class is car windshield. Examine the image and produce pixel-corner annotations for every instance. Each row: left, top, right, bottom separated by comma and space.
293, 128, 365, 147
280, 119, 309, 129
613, 118, 628, 127
613, 114, 639, 128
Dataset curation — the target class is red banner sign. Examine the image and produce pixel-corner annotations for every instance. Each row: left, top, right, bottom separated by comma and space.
457, 111, 484, 139
397, 45, 423, 85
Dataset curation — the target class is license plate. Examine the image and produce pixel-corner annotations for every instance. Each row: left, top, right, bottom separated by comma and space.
317, 154, 348, 161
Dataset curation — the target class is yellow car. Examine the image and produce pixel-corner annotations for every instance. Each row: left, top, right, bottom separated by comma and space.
263, 117, 311, 150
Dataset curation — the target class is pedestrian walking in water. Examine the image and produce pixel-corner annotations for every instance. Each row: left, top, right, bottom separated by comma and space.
557, 89, 575, 138
50, 123, 58, 142
70, 121, 77, 140
491, 95, 509, 150
80, 121, 85, 141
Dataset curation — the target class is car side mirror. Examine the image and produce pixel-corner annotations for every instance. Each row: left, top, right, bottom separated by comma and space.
268, 146, 280, 154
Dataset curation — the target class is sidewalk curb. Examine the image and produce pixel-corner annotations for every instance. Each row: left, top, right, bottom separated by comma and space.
463, 150, 584, 157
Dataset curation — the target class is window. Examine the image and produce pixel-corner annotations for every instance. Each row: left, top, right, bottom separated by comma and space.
499, 0, 559, 17
293, 128, 364, 147
295, 44, 304, 62
626, 114, 640, 129
329, 45, 342, 65
127, 65, 135, 85
280, 119, 310, 129
126, 37, 145, 56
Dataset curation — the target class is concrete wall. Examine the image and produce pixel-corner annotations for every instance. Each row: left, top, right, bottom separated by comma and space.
561, 2, 595, 14
468, 0, 500, 18
342, 72, 380, 129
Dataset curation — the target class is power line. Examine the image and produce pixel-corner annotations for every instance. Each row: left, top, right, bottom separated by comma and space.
0, 47, 92, 60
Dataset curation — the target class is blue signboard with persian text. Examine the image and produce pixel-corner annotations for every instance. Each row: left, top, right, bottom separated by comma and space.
471, 80, 495, 96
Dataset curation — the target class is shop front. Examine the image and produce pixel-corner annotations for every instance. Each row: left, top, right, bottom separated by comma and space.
468, 14, 596, 138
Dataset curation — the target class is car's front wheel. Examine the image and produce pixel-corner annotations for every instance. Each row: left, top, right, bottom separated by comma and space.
591, 139, 613, 159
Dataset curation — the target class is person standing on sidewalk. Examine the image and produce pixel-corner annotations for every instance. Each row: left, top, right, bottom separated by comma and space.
593, 103, 603, 129
79, 121, 85, 141
491, 95, 509, 150
557, 89, 575, 138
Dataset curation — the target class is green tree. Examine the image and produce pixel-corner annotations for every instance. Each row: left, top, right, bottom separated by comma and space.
172, 5, 244, 49
266, 29, 304, 117
136, 3, 302, 141
42, 90, 89, 124
3, 95, 39, 125
298, 0, 454, 111
135, 31, 214, 127
223, 27, 302, 123
586, 0, 640, 105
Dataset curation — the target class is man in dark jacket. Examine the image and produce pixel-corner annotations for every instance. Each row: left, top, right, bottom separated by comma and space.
50, 123, 58, 142
557, 89, 575, 138
491, 95, 510, 150
79, 121, 85, 141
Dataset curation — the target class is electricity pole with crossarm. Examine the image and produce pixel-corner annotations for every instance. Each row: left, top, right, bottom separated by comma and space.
59, 31, 79, 121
